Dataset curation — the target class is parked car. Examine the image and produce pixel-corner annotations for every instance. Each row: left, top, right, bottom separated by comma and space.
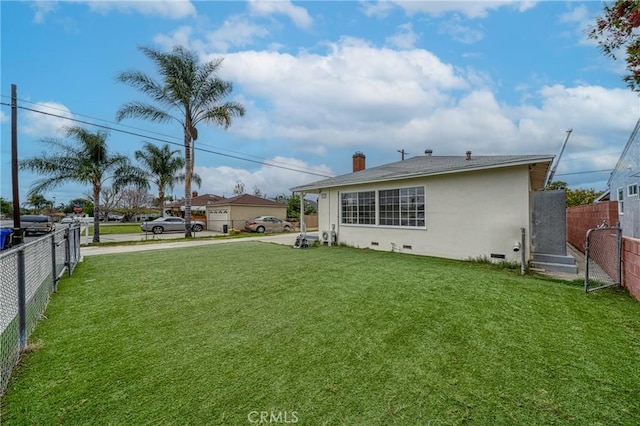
244, 216, 292, 233
20, 215, 55, 235
141, 217, 205, 234
99, 213, 124, 222
60, 216, 82, 225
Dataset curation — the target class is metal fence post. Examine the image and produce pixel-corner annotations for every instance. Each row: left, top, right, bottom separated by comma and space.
584, 229, 591, 293
51, 233, 58, 293
617, 227, 622, 287
65, 228, 72, 277
17, 248, 27, 350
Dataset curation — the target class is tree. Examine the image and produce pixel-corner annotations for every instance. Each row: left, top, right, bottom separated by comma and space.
286, 193, 317, 219
589, 1, 640, 91
20, 126, 146, 242
25, 193, 50, 214
0, 197, 13, 217
253, 185, 262, 197
117, 186, 155, 220
134, 142, 201, 217
546, 181, 605, 207
116, 45, 245, 236
233, 180, 246, 195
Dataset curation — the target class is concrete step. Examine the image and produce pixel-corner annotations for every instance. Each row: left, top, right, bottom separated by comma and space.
530, 261, 578, 274
532, 253, 577, 265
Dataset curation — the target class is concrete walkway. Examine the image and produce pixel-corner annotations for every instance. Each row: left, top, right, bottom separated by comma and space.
80, 232, 306, 256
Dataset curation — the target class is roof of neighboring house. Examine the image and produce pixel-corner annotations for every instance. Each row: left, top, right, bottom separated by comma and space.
165, 194, 225, 209
594, 189, 611, 203
209, 193, 285, 207
608, 117, 640, 186
291, 154, 554, 193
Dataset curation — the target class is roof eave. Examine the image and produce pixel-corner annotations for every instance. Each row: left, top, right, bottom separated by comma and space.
291, 156, 554, 192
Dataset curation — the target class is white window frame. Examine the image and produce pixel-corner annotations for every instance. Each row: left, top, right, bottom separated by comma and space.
628, 183, 639, 197
378, 186, 426, 228
617, 187, 624, 215
340, 191, 376, 225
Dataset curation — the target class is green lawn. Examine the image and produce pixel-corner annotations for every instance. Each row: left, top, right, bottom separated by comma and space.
83, 223, 142, 235
2, 243, 639, 425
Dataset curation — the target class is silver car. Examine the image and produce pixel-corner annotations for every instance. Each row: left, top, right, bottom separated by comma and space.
141, 217, 205, 234
244, 216, 292, 233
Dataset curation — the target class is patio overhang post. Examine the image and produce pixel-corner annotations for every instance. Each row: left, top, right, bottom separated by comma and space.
299, 191, 306, 238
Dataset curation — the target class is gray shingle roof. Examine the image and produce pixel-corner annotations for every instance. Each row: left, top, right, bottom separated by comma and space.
291, 154, 554, 192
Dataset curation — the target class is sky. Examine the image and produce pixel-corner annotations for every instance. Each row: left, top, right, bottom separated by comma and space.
1, 0, 639, 207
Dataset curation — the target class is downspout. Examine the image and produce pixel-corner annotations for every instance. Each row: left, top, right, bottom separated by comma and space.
521, 227, 526, 275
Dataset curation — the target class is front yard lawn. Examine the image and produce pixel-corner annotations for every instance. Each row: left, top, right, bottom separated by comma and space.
2, 243, 639, 424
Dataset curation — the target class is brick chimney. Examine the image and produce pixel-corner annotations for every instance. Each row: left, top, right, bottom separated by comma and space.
353, 152, 366, 172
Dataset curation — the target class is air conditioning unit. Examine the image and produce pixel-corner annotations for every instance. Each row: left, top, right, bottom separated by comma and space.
321, 231, 330, 244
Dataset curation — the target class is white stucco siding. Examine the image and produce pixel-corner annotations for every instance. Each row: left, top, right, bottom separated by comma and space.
317, 166, 532, 262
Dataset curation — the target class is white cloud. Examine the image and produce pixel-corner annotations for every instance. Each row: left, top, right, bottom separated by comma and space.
386, 23, 419, 49
439, 17, 485, 44
195, 157, 333, 197
84, 0, 196, 19
209, 37, 638, 192
21, 102, 72, 138
390, 0, 536, 19
0, 110, 8, 123
205, 15, 270, 53
248, 0, 313, 29
218, 37, 466, 148
31, 0, 57, 23
360, 0, 396, 18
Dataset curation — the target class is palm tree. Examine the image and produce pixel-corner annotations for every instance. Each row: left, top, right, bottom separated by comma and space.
25, 193, 50, 214
134, 142, 202, 216
116, 45, 245, 237
20, 126, 146, 242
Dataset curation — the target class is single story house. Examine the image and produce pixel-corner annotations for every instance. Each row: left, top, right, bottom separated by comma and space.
164, 193, 226, 222
206, 193, 288, 232
609, 117, 640, 238
292, 151, 557, 265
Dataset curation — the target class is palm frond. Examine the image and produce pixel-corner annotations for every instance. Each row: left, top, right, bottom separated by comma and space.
116, 102, 175, 123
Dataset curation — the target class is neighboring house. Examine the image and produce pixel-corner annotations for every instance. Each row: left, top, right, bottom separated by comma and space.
206, 193, 288, 232
292, 151, 559, 265
164, 193, 226, 219
609, 118, 640, 238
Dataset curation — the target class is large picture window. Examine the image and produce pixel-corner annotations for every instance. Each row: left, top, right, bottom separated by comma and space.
341, 191, 375, 224
379, 186, 425, 227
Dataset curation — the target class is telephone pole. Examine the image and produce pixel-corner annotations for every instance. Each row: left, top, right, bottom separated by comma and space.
11, 84, 23, 245
397, 149, 408, 160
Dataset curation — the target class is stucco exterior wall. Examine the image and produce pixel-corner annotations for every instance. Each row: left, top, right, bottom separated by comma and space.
317, 166, 532, 262
609, 120, 640, 238
206, 205, 286, 231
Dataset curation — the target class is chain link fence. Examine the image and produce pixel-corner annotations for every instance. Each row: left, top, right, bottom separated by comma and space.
0, 226, 81, 394
584, 226, 622, 293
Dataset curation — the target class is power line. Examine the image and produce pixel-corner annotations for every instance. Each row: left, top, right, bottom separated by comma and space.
0, 101, 334, 178
555, 169, 613, 176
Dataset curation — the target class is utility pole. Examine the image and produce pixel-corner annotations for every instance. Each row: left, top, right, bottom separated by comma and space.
544, 129, 573, 188
397, 149, 408, 161
11, 84, 23, 245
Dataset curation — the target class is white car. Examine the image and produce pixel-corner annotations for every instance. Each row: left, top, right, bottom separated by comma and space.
141, 217, 205, 234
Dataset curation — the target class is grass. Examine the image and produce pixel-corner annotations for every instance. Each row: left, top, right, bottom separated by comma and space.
2, 243, 640, 425
80, 223, 142, 235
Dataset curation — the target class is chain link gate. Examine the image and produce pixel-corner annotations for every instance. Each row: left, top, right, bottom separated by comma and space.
584, 225, 622, 293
